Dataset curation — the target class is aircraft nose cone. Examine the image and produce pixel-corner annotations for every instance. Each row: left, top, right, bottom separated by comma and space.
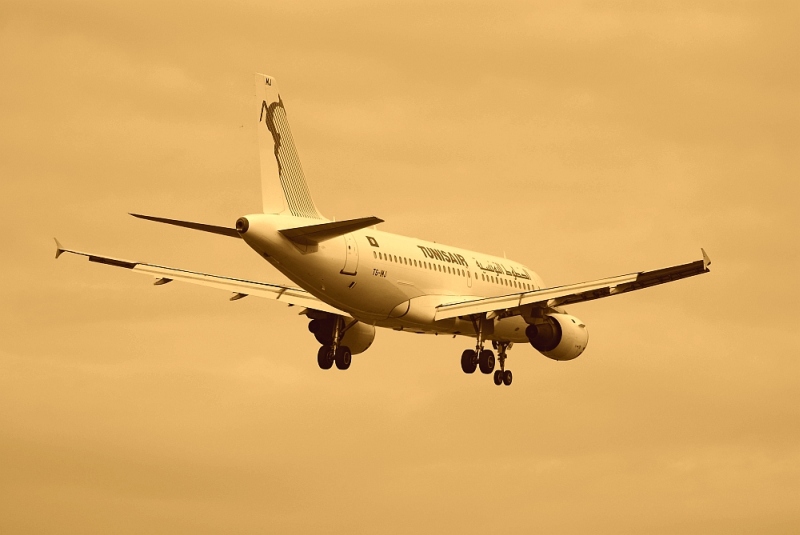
235, 217, 250, 234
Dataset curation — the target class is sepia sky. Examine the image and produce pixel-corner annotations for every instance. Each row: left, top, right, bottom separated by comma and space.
1, 1, 799, 533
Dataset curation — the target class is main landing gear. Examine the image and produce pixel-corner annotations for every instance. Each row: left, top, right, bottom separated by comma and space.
310, 316, 352, 371
492, 341, 513, 387
317, 345, 351, 370
460, 316, 513, 386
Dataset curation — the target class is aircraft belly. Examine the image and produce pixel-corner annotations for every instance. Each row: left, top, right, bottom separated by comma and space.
492, 315, 530, 343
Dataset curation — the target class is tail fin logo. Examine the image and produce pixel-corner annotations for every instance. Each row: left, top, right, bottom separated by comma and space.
260, 99, 284, 177
258, 96, 322, 219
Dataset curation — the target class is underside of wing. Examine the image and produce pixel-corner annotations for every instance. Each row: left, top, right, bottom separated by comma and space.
435, 249, 711, 321
54, 239, 346, 316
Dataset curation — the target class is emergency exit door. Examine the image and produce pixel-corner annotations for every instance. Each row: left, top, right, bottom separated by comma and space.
341, 234, 358, 275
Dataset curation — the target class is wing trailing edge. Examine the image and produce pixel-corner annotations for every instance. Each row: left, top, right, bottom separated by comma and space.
53, 239, 346, 315
434, 249, 712, 321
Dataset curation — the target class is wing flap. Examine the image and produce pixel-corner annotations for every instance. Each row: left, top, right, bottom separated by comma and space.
434, 250, 711, 321
55, 240, 346, 315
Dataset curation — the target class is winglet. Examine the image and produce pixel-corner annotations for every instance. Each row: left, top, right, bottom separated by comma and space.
54, 238, 65, 259
701, 248, 711, 270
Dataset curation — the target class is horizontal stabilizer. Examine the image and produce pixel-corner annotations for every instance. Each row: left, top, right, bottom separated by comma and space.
280, 217, 383, 245
130, 213, 241, 238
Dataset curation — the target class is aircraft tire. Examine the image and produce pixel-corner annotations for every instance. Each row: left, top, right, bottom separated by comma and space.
460, 350, 477, 374
479, 350, 495, 374
317, 345, 334, 370
503, 370, 513, 386
493, 370, 503, 385
335, 346, 352, 370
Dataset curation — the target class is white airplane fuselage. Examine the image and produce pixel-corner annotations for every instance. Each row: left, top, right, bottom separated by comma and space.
54, 74, 711, 383
241, 213, 544, 343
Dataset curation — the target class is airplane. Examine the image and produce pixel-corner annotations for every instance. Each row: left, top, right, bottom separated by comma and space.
55, 73, 711, 387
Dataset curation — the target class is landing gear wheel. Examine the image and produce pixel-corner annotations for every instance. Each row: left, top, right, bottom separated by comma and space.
317, 345, 334, 370
461, 350, 478, 374
335, 346, 352, 370
478, 349, 495, 374
493, 370, 503, 385
502, 370, 513, 386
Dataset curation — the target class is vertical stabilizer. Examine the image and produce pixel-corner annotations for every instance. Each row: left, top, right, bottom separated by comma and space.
255, 73, 323, 219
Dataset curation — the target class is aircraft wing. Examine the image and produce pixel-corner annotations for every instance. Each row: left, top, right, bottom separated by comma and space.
434, 249, 711, 321
54, 239, 346, 315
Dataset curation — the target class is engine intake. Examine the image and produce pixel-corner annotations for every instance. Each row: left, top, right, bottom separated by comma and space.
526, 313, 588, 361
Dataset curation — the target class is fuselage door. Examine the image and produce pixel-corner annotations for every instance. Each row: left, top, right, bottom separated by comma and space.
341, 234, 358, 275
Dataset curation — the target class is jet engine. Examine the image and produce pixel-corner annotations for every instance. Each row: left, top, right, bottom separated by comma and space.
526, 313, 588, 361
308, 318, 375, 355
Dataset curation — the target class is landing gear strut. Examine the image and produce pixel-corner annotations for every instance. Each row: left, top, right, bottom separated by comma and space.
311, 316, 353, 371
461, 314, 513, 385
492, 341, 513, 386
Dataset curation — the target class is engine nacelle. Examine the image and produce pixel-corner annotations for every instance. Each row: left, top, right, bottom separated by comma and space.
526, 313, 588, 361
308, 318, 375, 355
